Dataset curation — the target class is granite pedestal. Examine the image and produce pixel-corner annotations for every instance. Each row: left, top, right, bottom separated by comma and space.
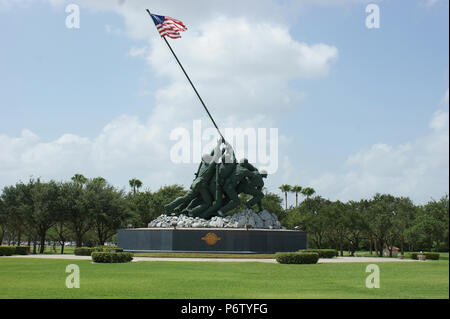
117, 228, 307, 254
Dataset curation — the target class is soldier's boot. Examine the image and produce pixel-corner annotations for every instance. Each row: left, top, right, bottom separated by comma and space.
188, 187, 213, 217
181, 197, 202, 216
165, 191, 196, 214
218, 198, 240, 215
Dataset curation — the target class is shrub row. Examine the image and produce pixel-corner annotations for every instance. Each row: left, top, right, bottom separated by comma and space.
74, 247, 94, 256
14, 246, 30, 255
275, 252, 319, 264
0, 246, 30, 256
0, 246, 16, 256
300, 249, 337, 259
74, 246, 124, 256
91, 252, 134, 263
96, 246, 124, 253
411, 252, 440, 260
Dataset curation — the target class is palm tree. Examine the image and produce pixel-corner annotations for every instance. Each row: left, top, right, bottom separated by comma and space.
71, 173, 87, 185
291, 185, 302, 207
301, 187, 315, 199
129, 178, 143, 195
279, 184, 292, 210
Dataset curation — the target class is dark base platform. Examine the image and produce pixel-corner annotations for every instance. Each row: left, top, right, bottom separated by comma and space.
117, 228, 307, 254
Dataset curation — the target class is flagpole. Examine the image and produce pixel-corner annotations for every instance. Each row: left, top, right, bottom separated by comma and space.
145, 9, 225, 143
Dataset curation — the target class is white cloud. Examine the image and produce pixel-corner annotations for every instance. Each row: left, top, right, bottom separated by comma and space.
145, 16, 337, 120
127, 46, 147, 57
309, 89, 450, 204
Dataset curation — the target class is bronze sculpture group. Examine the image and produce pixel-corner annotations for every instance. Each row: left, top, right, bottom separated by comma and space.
165, 138, 268, 219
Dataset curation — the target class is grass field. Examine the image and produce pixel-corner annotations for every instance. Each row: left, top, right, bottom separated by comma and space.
0, 258, 448, 299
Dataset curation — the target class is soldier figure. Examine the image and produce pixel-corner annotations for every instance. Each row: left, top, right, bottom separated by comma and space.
164, 138, 222, 216
216, 159, 264, 215
201, 141, 236, 218
237, 169, 268, 212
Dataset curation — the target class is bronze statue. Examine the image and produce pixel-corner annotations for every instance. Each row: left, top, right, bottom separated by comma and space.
164, 140, 268, 219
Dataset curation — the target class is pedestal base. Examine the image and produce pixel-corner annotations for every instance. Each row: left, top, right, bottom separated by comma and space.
117, 228, 307, 254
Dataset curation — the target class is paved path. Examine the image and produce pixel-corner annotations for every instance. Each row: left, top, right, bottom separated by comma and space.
2, 254, 418, 263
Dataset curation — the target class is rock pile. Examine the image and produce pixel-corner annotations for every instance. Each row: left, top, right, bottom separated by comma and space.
148, 209, 283, 229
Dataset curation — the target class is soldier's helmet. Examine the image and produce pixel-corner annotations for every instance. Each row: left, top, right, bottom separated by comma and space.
202, 153, 212, 163
259, 169, 268, 178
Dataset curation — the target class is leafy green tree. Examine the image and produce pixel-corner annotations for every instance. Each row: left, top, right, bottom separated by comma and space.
127, 190, 153, 227
1, 182, 33, 246
149, 185, 187, 220
392, 197, 417, 255
65, 177, 91, 247
366, 194, 398, 257
86, 177, 130, 245
29, 179, 60, 253
50, 182, 73, 254
327, 201, 348, 256
344, 201, 369, 256
411, 197, 448, 252
291, 185, 302, 208
283, 196, 331, 248
261, 192, 284, 219
0, 197, 6, 243
279, 184, 292, 210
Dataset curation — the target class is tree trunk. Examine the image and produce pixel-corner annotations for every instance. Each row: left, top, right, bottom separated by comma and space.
284, 192, 287, 210
369, 234, 373, 255
400, 236, 404, 255
76, 233, 83, 247
39, 232, 46, 254
60, 242, 65, 254
17, 230, 21, 246
295, 193, 298, 208
372, 236, 378, 254
32, 241, 37, 254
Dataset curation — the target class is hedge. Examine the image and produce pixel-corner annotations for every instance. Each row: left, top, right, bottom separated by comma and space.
411, 252, 440, 260
15, 246, 30, 255
300, 249, 337, 259
275, 252, 319, 264
75, 246, 124, 256
94, 246, 124, 253
91, 252, 134, 263
74, 247, 95, 256
0, 246, 16, 256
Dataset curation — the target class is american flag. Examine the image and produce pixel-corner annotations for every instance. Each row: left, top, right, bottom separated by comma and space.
149, 13, 187, 39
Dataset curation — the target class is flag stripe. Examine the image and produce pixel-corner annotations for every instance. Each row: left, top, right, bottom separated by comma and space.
159, 30, 181, 38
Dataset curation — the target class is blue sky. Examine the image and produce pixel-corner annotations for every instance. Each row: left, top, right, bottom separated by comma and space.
0, 0, 448, 205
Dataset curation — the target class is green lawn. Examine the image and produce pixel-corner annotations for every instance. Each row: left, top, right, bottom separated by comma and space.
0, 258, 448, 299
